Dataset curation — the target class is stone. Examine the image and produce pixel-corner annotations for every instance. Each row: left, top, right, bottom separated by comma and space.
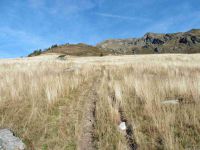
152, 39, 165, 45
0, 129, 25, 150
161, 100, 179, 105
57, 55, 67, 60
179, 37, 189, 44
119, 122, 127, 131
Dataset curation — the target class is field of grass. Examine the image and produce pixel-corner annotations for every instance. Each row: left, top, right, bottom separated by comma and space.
0, 54, 200, 150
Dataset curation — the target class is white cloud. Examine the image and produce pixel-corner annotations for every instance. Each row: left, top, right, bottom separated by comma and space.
95, 12, 150, 22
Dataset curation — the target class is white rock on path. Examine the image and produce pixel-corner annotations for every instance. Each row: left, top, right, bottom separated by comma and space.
0, 129, 25, 150
119, 122, 127, 131
161, 99, 179, 105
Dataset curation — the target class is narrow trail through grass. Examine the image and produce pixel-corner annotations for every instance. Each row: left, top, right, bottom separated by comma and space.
78, 72, 102, 150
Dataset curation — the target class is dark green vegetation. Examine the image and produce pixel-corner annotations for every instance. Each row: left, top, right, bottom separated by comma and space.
28, 49, 42, 57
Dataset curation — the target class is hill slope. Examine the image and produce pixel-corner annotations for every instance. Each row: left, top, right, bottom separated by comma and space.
28, 43, 113, 57
28, 29, 200, 57
97, 29, 200, 54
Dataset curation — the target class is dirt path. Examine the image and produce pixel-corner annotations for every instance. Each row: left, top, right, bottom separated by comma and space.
107, 70, 137, 150
77, 67, 137, 150
77, 74, 101, 150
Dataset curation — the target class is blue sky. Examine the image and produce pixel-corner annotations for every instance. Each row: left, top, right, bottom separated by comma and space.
0, 0, 200, 58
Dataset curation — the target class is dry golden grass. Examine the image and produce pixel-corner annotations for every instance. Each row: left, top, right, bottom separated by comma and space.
0, 54, 200, 149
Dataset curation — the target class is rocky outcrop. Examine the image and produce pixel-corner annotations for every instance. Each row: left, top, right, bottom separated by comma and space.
97, 29, 200, 54
0, 129, 25, 150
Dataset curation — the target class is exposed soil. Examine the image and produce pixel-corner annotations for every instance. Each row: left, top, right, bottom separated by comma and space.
75, 67, 137, 150
78, 74, 101, 150
119, 107, 137, 150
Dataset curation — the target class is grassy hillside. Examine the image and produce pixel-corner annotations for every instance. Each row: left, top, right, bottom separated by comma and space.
0, 54, 200, 149
28, 43, 113, 57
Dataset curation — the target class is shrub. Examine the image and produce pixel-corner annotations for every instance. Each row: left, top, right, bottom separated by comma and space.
28, 49, 42, 57
51, 44, 58, 48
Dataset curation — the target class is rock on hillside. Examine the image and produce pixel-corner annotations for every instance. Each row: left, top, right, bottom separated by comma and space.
0, 129, 25, 150
97, 29, 200, 54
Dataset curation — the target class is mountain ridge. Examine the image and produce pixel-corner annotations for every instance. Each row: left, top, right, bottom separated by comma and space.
97, 29, 200, 54
28, 29, 200, 57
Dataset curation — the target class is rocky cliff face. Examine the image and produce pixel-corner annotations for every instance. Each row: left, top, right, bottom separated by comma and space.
97, 29, 200, 54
